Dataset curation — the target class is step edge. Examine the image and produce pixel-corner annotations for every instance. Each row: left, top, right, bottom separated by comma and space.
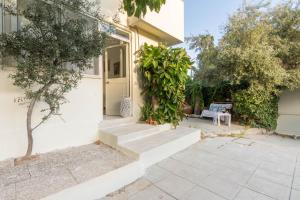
134, 130, 201, 154
122, 128, 201, 151
41, 161, 144, 200
118, 127, 162, 144
140, 131, 201, 167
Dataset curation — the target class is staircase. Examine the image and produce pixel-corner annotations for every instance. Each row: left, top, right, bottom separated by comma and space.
43, 119, 201, 200
99, 119, 201, 168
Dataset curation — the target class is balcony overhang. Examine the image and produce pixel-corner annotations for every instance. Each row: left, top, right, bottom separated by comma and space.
129, 17, 183, 46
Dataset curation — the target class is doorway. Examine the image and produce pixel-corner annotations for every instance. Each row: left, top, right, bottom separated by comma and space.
103, 37, 130, 116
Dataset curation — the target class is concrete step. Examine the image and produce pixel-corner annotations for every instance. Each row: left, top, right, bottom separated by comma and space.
99, 121, 201, 168
42, 161, 144, 200
121, 127, 201, 168
99, 123, 171, 147
98, 117, 135, 129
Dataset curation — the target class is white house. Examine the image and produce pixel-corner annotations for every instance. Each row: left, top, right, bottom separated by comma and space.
0, 0, 185, 161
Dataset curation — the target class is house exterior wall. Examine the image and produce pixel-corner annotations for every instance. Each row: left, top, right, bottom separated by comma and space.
0, 71, 103, 160
100, 0, 184, 44
136, 0, 184, 43
276, 89, 300, 136
131, 29, 159, 119
0, 0, 184, 161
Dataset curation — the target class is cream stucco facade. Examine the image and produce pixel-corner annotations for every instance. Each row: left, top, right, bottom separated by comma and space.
0, 0, 184, 161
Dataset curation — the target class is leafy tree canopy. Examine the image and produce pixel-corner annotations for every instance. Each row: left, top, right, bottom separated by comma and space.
123, 0, 166, 17
187, 0, 300, 129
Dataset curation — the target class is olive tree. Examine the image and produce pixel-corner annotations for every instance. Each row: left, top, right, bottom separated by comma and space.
0, 0, 106, 160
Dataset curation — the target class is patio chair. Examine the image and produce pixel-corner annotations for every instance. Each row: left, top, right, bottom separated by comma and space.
201, 103, 232, 125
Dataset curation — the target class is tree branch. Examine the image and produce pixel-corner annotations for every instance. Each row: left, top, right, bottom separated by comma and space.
32, 109, 54, 131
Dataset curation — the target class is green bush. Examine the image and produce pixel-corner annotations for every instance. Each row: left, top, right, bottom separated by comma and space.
233, 87, 279, 130
185, 78, 204, 114
140, 103, 154, 122
187, 2, 300, 130
137, 44, 192, 126
201, 81, 234, 107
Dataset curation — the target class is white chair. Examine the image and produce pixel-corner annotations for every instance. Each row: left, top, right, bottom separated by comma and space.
201, 103, 232, 126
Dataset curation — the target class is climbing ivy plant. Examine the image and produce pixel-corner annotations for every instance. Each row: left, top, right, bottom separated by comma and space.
137, 44, 192, 126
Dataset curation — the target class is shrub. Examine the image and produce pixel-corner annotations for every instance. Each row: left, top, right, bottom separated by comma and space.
137, 44, 192, 126
140, 103, 154, 122
185, 78, 204, 114
233, 87, 279, 130
187, 1, 300, 130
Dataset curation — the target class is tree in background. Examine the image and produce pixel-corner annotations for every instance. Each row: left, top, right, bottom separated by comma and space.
187, 1, 300, 129
186, 34, 219, 86
123, 0, 166, 17
0, 0, 106, 160
270, 1, 300, 88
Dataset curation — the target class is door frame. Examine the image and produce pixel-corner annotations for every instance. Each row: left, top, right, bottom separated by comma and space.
103, 42, 130, 116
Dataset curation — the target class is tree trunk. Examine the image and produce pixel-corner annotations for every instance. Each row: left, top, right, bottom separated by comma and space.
151, 96, 158, 111
194, 96, 201, 115
24, 97, 38, 158
16, 83, 52, 162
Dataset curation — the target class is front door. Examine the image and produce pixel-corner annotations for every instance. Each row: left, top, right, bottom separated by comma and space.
104, 44, 129, 116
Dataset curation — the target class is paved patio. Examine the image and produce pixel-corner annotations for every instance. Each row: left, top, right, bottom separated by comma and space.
180, 118, 246, 138
103, 134, 300, 200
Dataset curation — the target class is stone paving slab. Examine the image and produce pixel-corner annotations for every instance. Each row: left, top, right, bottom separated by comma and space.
104, 134, 300, 200
0, 143, 133, 200
182, 186, 225, 200
291, 189, 300, 200
234, 188, 274, 200
253, 168, 293, 187
180, 118, 245, 137
101, 178, 152, 200
129, 185, 176, 200
247, 176, 291, 200
155, 174, 195, 199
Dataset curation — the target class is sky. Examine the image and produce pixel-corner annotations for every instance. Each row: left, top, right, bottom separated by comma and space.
180, 0, 283, 62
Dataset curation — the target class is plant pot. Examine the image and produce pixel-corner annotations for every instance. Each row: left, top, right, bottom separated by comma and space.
183, 103, 193, 115
120, 97, 132, 118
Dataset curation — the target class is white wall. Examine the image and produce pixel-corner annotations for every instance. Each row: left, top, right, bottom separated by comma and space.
276, 89, 300, 136
0, 70, 103, 161
131, 29, 159, 119
97, 0, 128, 26
97, 0, 184, 44
142, 0, 184, 42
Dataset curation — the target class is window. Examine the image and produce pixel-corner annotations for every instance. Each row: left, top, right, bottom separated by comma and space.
3, 0, 17, 33
0, 0, 2, 33
84, 57, 100, 76
1, 0, 19, 68
17, 0, 30, 28
0, 0, 102, 74
0, 0, 2, 68
106, 45, 127, 79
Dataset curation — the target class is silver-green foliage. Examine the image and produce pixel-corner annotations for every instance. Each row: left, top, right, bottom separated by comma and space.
0, 0, 106, 158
